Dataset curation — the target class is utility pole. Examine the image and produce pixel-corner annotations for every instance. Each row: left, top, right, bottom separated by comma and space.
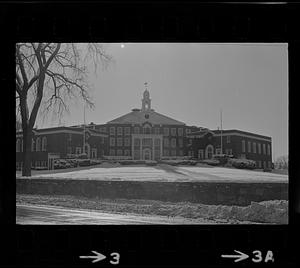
220, 109, 223, 155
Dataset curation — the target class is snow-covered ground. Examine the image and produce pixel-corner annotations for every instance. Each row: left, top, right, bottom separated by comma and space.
26, 164, 288, 183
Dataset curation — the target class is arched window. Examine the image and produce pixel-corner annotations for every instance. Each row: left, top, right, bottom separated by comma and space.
16, 139, 20, 152
42, 137, 47, 151
31, 139, 35, 152
205, 145, 214, 159
36, 137, 41, 151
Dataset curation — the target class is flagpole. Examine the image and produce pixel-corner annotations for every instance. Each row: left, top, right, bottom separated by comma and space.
83, 103, 86, 154
220, 109, 223, 155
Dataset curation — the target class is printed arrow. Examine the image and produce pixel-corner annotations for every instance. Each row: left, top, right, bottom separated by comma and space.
221, 250, 249, 263
79, 251, 107, 263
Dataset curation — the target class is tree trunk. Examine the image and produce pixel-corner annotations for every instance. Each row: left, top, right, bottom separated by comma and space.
22, 128, 32, 176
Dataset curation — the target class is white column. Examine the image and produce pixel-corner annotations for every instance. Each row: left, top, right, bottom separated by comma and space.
140, 137, 142, 160
131, 135, 134, 160
160, 136, 163, 159
152, 137, 155, 160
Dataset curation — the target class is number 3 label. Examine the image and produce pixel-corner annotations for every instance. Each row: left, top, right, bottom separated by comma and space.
252, 250, 263, 263
110, 252, 120, 265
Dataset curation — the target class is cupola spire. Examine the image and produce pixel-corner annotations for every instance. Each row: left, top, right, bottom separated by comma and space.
142, 82, 151, 111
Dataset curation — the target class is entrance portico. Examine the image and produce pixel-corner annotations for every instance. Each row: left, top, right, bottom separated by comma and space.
131, 134, 163, 160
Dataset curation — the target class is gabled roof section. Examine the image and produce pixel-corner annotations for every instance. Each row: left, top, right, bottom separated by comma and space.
107, 109, 186, 125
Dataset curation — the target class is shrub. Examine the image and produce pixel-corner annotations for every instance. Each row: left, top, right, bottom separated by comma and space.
212, 154, 233, 165
119, 160, 146, 165
201, 159, 220, 166
160, 160, 197, 166
229, 158, 256, 169
77, 159, 91, 166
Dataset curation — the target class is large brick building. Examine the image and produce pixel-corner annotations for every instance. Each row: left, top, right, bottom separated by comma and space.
16, 126, 108, 170
16, 89, 272, 169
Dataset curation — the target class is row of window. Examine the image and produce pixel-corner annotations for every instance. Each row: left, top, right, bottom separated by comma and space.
256, 160, 272, 169
109, 126, 191, 136
16, 137, 47, 152
72, 147, 98, 158
16, 161, 48, 170
109, 149, 131, 156
241, 140, 271, 155
110, 137, 131, 147
164, 150, 183, 156
109, 137, 184, 148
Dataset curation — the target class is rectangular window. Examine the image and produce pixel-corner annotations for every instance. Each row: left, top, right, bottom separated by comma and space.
188, 151, 194, 157
124, 127, 130, 135
263, 144, 266, 155
163, 128, 169, 136
110, 149, 115, 156
124, 137, 130, 146
134, 127, 139, 134
253, 142, 256, 153
242, 140, 246, 153
226, 136, 231, 143
117, 138, 123, 146
171, 150, 176, 156
216, 148, 221, 155
198, 149, 204, 159
134, 138, 140, 147
248, 141, 251, 153
154, 138, 160, 147
178, 138, 183, 148
124, 149, 130, 156
110, 137, 115, 146
164, 138, 169, 147
164, 150, 169, 156
171, 138, 176, 148
142, 138, 151, 146
171, 128, 176, 136
117, 149, 123, 156
258, 143, 261, 154
110, 126, 115, 135
117, 127, 123, 135
186, 129, 191, 135
154, 127, 160, 135
178, 128, 183, 136
179, 150, 183, 156
267, 144, 271, 155
76, 147, 81, 154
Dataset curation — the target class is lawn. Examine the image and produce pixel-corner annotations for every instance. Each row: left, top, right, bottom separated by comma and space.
17, 164, 288, 183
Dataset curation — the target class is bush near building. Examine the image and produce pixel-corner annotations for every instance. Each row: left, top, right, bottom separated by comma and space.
228, 158, 256, 170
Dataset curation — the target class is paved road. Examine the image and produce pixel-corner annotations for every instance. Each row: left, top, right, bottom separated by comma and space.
16, 204, 211, 225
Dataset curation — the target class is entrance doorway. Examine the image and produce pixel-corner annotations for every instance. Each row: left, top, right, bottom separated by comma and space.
205, 144, 214, 159
143, 148, 151, 160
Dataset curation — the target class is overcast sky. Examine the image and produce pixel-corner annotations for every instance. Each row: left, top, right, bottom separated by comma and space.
37, 43, 288, 159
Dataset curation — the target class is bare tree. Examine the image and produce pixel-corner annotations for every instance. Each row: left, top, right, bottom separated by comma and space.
275, 155, 288, 170
16, 43, 112, 176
